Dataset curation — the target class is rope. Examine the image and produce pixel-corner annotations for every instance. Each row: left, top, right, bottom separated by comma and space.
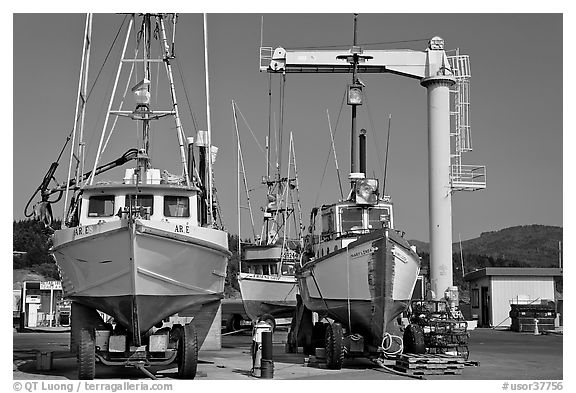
380, 332, 403, 356
234, 102, 265, 153
346, 246, 352, 332
313, 89, 347, 208
288, 38, 430, 50
174, 56, 199, 133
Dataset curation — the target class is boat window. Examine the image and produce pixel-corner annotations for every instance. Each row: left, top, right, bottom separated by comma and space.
321, 211, 334, 235
164, 196, 190, 217
368, 207, 390, 229
262, 265, 270, 275
88, 195, 115, 217
125, 194, 154, 215
270, 264, 278, 275
340, 206, 364, 233
281, 263, 295, 276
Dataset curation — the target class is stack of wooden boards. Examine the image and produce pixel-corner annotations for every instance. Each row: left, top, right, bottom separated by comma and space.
394, 353, 467, 376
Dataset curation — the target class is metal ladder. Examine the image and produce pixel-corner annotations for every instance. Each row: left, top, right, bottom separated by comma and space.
447, 52, 486, 192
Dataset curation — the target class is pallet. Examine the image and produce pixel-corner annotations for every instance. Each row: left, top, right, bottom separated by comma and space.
400, 353, 467, 364
397, 361, 464, 370
393, 367, 462, 376
395, 353, 468, 376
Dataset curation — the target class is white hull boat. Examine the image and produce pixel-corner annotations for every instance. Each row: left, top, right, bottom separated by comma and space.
26, 13, 229, 379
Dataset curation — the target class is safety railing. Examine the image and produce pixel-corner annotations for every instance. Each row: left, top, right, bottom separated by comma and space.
451, 164, 486, 191
260, 47, 273, 71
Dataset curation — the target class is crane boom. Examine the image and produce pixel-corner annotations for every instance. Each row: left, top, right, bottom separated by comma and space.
261, 37, 452, 80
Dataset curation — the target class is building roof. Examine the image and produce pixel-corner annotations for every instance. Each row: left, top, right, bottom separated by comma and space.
463, 267, 563, 282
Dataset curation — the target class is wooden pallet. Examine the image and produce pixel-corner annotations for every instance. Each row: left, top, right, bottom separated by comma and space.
395, 353, 467, 376
394, 367, 463, 376
400, 353, 467, 364
397, 361, 464, 370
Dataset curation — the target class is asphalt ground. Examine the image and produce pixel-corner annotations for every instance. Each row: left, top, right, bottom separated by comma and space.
13, 328, 563, 381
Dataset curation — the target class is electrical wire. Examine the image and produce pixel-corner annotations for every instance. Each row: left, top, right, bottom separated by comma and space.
288, 38, 429, 50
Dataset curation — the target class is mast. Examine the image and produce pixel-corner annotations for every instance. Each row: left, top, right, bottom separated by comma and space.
63, 13, 92, 224
350, 13, 359, 183
158, 14, 191, 187
203, 14, 214, 225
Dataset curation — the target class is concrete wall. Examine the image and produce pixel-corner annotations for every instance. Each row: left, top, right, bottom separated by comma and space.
491, 276, 555, 328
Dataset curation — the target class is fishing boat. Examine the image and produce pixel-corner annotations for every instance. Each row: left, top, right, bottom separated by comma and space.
260, 15, 423, 368
25, 13, 229, 379
233, 102, 302, 329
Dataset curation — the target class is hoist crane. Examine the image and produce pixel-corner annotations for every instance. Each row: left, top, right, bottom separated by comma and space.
260, 35, 485, 300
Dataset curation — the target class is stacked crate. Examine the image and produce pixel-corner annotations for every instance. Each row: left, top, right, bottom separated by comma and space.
509, 303, 555, 332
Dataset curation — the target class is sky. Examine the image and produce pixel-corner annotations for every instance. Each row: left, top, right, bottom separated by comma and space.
10, 8, 567, 246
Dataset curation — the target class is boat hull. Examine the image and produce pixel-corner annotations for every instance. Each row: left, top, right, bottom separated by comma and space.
238, 273, 298, 320
297, 228, 420, 348
52, 219, 230, 333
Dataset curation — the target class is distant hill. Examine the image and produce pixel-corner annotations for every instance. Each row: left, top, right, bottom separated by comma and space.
410, 224, 563, 268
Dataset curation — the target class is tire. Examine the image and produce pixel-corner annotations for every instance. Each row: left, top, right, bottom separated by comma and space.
258, 314, 276, 332
325, 322, 344, 370
78, 328, 95, 380
403, 323, 426, 354
177, 323, 198, 379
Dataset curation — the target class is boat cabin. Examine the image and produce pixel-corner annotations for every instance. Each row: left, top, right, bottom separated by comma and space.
311, 197, 394, 260
73, 168, 200, 227
241, 244, 299, 277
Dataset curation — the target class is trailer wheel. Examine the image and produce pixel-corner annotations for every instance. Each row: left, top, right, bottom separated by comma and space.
325, 322, 344, 370
177, 323, 198, 379
403, 323, 425, 354
78, 328, 95, 380
258, 314, 276, 332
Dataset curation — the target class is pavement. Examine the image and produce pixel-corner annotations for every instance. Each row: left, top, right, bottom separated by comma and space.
13, 327, 563, 380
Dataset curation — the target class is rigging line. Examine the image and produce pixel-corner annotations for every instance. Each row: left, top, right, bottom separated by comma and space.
277, 73, 287, 179
174, 56, 199, 133
232, 100, 257, 241
89, 16, 134, 186
287, 38, 429, 50
326, 109, 344, 200
86, 15, 133, 171
47, 15, 128, 172
313, 89, 347, 208
382, 114, 392, 196
363, 90, 385, 184
102, 41, 140, 155
234, 102, 265, 153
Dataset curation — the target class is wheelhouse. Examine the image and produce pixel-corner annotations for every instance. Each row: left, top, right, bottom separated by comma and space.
72, 168, 201, 228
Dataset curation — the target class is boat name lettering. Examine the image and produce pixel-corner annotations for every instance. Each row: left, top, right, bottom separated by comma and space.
174, 223, 190, 234
73, 224, 98, 238
350, 246, 377, 259
244, 274, 281, 280
282, 250, 298, 260
392, 247, 408, 263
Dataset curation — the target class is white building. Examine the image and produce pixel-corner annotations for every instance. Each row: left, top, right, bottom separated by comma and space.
463, 267, 562, 328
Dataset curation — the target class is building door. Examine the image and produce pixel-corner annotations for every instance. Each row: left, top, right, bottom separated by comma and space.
481, 286, 490, 327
